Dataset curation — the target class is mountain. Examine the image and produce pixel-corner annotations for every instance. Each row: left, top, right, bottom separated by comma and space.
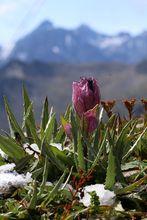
0, 45, 3, 63
8, 21, 104, 63
3, 20, 147, 63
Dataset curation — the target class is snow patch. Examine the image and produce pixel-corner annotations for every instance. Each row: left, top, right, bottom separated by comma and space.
0, 163, 15, 173
30, 143, 40, 153
23, 143, 40, 158
99, 36, 127, 48
79, 184, 115, 207
90, 35, 129, 49
0, 172, 32, 194
46, 181, 53, 186
65, 35, 72, 46
0, 163, 32, 194
52, 46, 60, 54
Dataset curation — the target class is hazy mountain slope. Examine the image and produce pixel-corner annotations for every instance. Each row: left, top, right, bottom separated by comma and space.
9, 21, 106, 63
0, 60, 147, 130
8, 20, 147, 63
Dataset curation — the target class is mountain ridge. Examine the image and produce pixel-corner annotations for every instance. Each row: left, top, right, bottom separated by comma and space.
2, 20, 147, 63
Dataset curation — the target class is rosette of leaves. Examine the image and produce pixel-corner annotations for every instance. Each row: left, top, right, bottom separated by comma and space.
0, 85, 146, 219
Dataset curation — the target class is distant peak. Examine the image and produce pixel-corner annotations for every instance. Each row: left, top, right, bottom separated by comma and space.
76, 24, 98, 37
77, 24, 92, 31
38, 20, 53, 30
118, 32, 131, 38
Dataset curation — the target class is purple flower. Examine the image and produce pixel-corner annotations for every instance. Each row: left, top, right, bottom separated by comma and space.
61, 116, 72, 138
64, 123, 72, 138
72, 77, 100, 133
84, 106, 98, 133
72, 77, 100, 117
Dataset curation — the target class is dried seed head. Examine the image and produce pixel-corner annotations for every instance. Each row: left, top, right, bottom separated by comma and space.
123, 98, 136, 119
101, 100, 116, 117
141, 98, 147, 111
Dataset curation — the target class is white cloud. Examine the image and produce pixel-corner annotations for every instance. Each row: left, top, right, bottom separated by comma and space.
0, 2, 17, 15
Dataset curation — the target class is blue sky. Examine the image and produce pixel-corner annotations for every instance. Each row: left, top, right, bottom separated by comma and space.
1, 0, 147, 45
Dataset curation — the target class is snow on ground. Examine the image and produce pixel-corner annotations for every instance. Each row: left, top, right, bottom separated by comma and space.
0, 163, 15, 173
79, 184, 115, 207
0, 163, 32, 194
23, 143, 40, 158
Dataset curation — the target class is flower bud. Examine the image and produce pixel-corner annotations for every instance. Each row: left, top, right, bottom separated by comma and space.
64, 123, 72, 138
61, 116, 72, 139
72, 77, 100, 117
84, 105, 98, 133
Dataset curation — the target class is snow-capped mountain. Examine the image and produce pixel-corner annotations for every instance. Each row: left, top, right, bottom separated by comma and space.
4, 20, 147, 63
98, 33, 130, 49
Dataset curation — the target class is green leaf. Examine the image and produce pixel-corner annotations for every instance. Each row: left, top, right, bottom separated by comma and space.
105, 148, 116, 190
61, 166, 73, 190
121, 160, 140, 171
116, 176, 147, 195
42, 170, 67, 206
0, 135, 25, 161
50, 145, 73, 166
23, 85, 35, 124
4, 96, 25, 142
54, 126, 65, 143
115, 119, 133, 161
43, 113, 56, 143
123, 127, 147, 161
70, 110, 78, 169
23, 86, 40, 146
41, 142, 66, 171
65, 208, 89, 220
64, 105, 72, 120
22, 102, 33, 130
38, 156, 49, 196
70, 110, 78, 150
93, 127, 99, 155
54, 106, 71, 143
77, 134, 86, 171
25, 116, 41, 147
99, 107, 104, 123
61, 115, 68, 128
106, 113, 117, 129
28, 181, 38, 209
15, 155, 33, 173
41, 97, 49, 136
32, 167, 44, 179
107, 120, 133, 185
0, 156, 6, 166
91, 129, 108, 169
